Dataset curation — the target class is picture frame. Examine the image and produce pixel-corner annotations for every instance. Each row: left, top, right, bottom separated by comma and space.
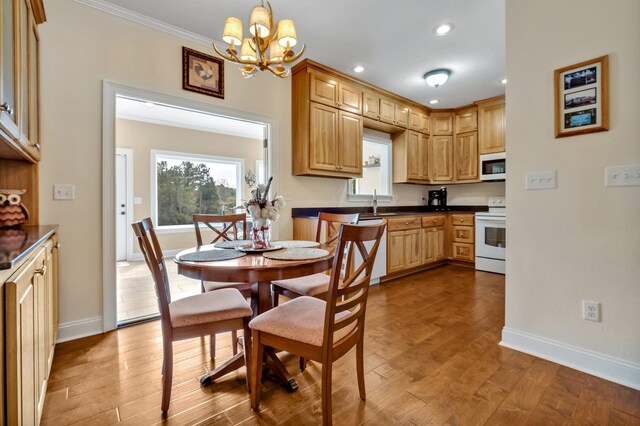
182, 46, 224, 99
554, 55, 608, 138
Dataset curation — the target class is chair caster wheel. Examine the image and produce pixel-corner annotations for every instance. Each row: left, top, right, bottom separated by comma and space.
199, 373, 214, 387
286, 378, 298, 392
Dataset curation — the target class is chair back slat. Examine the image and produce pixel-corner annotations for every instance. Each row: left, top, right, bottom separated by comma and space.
193, 213, 247, 247
322, 221, 386, 353
131, 218, 172, 320
315, 212, 360, 245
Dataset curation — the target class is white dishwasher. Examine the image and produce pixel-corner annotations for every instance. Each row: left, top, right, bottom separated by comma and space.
353, 218, 387, 284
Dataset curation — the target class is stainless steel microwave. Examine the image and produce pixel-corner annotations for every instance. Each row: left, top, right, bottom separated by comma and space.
480, 153, 506, 181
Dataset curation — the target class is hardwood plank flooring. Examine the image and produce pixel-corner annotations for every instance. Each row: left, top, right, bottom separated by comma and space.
43, 266, 640, 425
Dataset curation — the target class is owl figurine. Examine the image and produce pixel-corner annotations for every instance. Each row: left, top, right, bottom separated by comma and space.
0, 189, 30, 229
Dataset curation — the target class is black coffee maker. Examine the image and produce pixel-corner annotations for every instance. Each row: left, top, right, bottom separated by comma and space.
427, 187, 448, 208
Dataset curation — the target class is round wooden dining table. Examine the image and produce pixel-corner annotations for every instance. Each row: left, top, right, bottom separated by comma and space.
174, 243, 334, 391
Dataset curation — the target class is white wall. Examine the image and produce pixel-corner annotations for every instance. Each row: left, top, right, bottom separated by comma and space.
38, 0, 504, 337
504, 0, 640, 385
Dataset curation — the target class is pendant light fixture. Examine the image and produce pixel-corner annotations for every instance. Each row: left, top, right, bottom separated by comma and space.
213, 1, 305, 78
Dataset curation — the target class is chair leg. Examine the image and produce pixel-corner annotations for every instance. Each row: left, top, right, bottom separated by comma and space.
321, 362, 333, 426
250, 330, 264, 411
200, 280, 205, 293
161, 339, 173, 414
356, 336, 366, 401
299, 357, 307, 372
209, 334, 216, 359
231, 330, 239, 355
242, 319, 252, 393
273, 287, 280, 307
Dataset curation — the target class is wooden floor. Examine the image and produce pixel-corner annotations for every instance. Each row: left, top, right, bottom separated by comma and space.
43, 266, 640, 425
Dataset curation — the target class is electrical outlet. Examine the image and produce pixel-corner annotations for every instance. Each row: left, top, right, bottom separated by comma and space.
605, 165, 640, 187
53, 184, 75, 200
582, 300, 601, 322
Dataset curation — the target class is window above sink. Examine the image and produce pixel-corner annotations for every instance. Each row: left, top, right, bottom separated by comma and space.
348, 129, 393, 202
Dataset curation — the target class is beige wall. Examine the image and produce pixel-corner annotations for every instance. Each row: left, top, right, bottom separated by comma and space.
505, 0, 640, 367
39, 0, 503, 330
116, 118, 262, 254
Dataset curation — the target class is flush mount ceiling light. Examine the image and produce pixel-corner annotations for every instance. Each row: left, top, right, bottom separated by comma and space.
500, 78, 508, 85
213, 1, 305, 78
429, 99, 439, 105
424, 69, 451, 88
353, 66, 364, 73
433, 23, 454, 36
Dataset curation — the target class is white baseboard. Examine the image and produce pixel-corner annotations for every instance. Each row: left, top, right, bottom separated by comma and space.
57, 316, 104, 343
501, 327, 640, 390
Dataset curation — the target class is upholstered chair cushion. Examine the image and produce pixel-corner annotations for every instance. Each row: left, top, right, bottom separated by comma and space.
169, 288, 252, 328
203, 281, 253, 293
271, 273, 336, 297
249, 296, 356, 346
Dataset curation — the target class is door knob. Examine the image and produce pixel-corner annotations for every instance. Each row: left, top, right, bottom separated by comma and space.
121, 204, 125, 208
120, 211, 125, 215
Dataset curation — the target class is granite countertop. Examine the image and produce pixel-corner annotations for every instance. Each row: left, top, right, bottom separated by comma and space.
291, 206, 488, 219
0, 225, 58, 270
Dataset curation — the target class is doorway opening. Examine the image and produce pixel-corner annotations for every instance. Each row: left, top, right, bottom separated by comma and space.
108, 89, 273, 327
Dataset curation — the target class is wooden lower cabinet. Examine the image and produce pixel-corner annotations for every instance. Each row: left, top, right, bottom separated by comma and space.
404, 229, 421, 269
387, 231, 406, 274
452, 243, 475, 261
422, 227, 445, 264
5, 234, 58, 425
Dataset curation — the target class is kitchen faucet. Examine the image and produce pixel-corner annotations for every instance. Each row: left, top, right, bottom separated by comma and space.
372, 189, 378, 216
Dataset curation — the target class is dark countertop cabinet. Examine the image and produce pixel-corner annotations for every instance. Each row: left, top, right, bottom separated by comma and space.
0, 225, 58, 270
291, 205, 488, 219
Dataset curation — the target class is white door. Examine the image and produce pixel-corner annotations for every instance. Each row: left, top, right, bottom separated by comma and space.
116, 153, 128, 261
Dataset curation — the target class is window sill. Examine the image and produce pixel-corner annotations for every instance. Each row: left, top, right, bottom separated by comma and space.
155, 225, 197, 234
347, 193, 394, 203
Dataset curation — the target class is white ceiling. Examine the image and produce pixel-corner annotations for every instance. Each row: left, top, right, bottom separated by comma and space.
100, 0, 505, 109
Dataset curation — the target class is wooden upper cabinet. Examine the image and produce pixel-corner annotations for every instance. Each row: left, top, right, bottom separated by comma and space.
455, 132, 479, 181
337, 80, 362, 114
430, 113, 454, 135
395, 104, 409, 128
0, 0, 44, 162
455, 107, 478, 134
379, 98, 395, 125
362, 91, 380, 119
308, 102, 339, 172
393, 131, 428, 184
309, 70, 339, 107
408, 108, 421, 131
309, 70, 362, 114
477, 96, 505, 154
429, 135, 454, 182
337, 110, 363, 175
420, 112, 430, 135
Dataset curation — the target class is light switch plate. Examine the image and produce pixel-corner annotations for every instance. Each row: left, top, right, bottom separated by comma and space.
53, 184, 75, 200
525, 171, 557, 190
605, 165, 640, 187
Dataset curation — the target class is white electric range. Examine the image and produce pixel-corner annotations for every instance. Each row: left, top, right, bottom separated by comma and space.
475, 197, 506, 274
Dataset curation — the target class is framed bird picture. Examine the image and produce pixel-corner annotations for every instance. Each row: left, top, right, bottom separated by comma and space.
182, 47, 224, 99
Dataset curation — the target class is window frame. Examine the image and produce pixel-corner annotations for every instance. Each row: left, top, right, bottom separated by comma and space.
150, 149, 244, 232
347, 131, 394, 202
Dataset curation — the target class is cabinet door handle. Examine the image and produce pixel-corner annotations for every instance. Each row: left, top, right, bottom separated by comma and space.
32, 142, 41, 150
54, 242, 61, 249
35, 264, 47, 276
1, 102, 13, 116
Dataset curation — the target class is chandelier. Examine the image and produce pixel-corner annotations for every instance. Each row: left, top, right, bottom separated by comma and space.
213, 1, 305, 79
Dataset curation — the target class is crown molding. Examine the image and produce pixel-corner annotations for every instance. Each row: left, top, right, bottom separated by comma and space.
73, 0, 226, 49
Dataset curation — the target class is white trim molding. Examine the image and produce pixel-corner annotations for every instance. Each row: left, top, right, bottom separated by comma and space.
57, 317, 104, 343
73, 0, 219, 48
501, 327, 640, 390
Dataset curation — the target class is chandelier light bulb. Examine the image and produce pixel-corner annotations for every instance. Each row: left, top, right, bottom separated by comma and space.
434, 23, 454, 36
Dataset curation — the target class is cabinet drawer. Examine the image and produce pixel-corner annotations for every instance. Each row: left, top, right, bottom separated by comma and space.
387, 216, 421, 231
421, 215, 446, 228
452, 243, 475, 261
453, 226, 474, 243
451, 214, 474, 226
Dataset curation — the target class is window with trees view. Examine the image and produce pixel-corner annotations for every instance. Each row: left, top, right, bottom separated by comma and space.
152, 151, 243, 227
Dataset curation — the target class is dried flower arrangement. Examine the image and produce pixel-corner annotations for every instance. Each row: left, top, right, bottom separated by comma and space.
238, 174, 285, 248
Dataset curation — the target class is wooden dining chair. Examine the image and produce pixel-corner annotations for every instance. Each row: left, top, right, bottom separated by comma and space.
271, 212, 360, 306
249, 221, 386, 426
132, 218, 253, 414
193, 213, 255, 357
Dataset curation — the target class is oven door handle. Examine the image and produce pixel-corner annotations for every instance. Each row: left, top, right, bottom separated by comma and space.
476, 218, 506, 223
